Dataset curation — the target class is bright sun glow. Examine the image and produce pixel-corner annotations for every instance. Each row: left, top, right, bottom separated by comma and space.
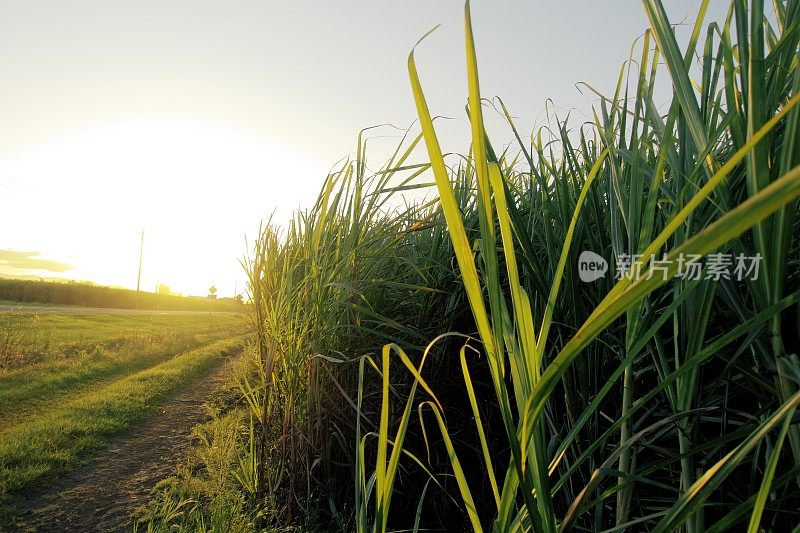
0, 118, 328, 296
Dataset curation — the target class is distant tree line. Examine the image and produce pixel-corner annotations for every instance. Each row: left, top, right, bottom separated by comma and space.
0, 278, 239, 311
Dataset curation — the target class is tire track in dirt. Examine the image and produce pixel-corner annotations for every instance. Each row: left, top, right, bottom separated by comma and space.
16, 346, 243, 532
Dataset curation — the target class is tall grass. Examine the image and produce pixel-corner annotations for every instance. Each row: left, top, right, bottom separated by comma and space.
244, 0, 800, 530
243, 131, 469, 526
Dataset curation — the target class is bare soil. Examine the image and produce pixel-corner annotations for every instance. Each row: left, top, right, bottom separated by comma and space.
16, 352, 240, 532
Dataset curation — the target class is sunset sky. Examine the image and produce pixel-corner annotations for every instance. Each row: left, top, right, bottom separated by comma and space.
0, 0, 728, 297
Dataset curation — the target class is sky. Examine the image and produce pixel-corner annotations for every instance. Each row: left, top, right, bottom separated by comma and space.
0, 0, 729, 297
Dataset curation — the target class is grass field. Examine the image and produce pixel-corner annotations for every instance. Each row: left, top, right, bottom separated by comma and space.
0, 310, 247, 525
0, 309, 238, 370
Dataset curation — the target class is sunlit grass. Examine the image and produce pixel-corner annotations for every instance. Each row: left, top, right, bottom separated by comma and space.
0, 311, 242, 370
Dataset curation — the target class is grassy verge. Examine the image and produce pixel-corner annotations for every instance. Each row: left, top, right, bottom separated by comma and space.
136, 410, 255, 533
133, 349, 263, 532
0, 334, 248, 524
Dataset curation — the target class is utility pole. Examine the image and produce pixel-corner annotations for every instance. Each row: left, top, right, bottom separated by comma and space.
135, 229, 144, 309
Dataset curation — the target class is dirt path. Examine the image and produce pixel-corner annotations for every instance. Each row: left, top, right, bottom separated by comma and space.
17, 351, 241, 532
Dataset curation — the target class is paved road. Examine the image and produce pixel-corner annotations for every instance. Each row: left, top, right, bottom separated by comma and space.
0, 304, 236, 315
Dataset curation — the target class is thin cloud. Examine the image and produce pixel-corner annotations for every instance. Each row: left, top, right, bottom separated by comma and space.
0, 249, 72, 273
